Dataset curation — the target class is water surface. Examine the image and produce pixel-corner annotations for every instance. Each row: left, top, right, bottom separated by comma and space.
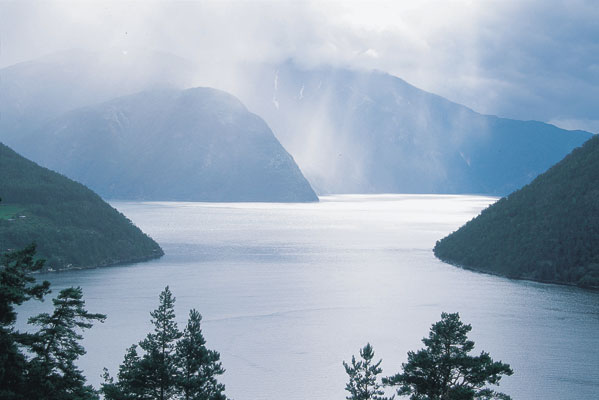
17, 195, 599, 399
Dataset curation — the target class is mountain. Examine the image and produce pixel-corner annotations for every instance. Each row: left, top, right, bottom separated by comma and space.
0, 48, 194, 144
434, 135, 599, 288
0, 143, 163, 271
230, 62, 593, 195
1, 51, 591, 197
14, 87, 318, 202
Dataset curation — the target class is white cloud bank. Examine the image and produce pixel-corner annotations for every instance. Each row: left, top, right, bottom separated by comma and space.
1, 0, 597, 131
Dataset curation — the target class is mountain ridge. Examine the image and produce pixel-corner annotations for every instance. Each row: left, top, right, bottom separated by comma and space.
232, 62, 593, 195
1, 50, 591, 197
15, 86, 318, 202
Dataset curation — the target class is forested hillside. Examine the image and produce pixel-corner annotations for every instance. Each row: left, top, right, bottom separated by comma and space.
434, 135, 599, 288
0, 143, 163, 270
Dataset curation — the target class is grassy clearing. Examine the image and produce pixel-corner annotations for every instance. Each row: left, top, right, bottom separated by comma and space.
0, 204, 25, 220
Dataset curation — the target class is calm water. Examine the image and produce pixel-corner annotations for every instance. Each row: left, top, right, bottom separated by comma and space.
16, 195, 599, 399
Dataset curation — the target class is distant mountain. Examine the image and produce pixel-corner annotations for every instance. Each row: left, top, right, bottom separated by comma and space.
0, 48, 194, 143
1, 51, 591, 197
232, 62, 593, 195
434, 135, 599, 288
0, 143, 163, 271
15, 87, 317, 202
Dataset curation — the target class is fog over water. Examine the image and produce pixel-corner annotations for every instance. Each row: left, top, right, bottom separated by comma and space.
16, 196, 599, 400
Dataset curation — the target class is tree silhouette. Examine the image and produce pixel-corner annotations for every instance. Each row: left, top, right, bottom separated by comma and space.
26, 287, 106, 400
0, 244, 50, 399
383, 313, 512, 400
103, 287, 228, 400
344, 343, 390, 400
176, 309, 226, 400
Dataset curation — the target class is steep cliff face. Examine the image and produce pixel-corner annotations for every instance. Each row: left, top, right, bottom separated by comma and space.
233, 63, 592, 195
16, 87, 317, 202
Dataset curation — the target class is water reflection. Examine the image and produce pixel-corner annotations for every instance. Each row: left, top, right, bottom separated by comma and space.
16, 195, 599, 399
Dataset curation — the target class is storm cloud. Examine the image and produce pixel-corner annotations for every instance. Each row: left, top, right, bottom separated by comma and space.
1, 0, 597, 132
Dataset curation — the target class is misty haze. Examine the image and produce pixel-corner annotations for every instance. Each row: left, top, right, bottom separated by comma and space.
1, 1, 598, 400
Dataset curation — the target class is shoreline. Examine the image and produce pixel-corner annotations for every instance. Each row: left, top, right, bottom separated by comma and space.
37, 249, 164, 274
434, 253, 599, 291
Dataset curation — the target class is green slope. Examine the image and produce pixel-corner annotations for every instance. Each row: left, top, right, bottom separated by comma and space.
434, 135, 599, 288
0, 143, 163, 270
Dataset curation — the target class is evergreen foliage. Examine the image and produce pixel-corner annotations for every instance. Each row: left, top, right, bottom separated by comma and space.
384, 313, 512, 400
176, 309, 226, 400
343, 343, 390, 400
0, 244, 50, 399
0, 142, 163, 271
0, 244, 104, 399
434, 135, 599, 288
0, 244, 50, 327
103, 287, 227, 400
101, 346, 146, 400
138, 286, 183, 400
25, 287, 106, 400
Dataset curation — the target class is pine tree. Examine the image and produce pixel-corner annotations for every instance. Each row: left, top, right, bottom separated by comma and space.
383, 312, 513, 400
138, 286, 182, 400
102, 345, 146, 400
104, 287, 229, 400
176, 309, 226, 400
26, 287, 106, 400
343, 343, 390, 400
0, 244, 50, 399
0, 244, 50, 326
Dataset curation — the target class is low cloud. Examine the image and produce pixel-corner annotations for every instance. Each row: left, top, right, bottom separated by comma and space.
1, 0, 597, 130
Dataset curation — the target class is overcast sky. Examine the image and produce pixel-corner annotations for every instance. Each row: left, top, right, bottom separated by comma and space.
1, 0, 598, 132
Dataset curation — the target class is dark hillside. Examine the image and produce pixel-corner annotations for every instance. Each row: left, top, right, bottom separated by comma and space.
0, 143, 163, 270
434, 135, 599, 288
